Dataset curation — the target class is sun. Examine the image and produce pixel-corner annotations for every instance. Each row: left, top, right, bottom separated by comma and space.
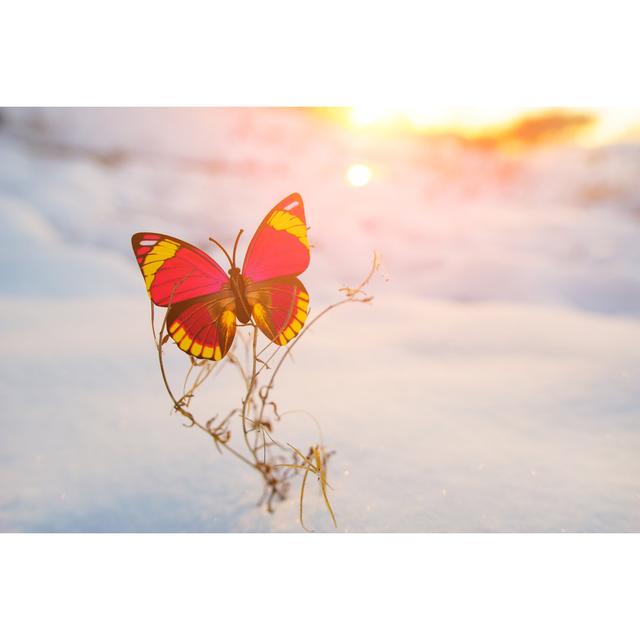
346, 164, 372, 187
350, 107, 393, 127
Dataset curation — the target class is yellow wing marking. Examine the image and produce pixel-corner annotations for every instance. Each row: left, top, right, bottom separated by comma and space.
142, 238, 180, 290
220, 309, 235, 329
179, 335, 193, 351
217, 309, 237, 354
172, 325, 186, 342
268, 210, 309, 249
202, 346, 214, 359
274, 290, 309, 346
252, 302, 277, 340
252, 302, 268, 324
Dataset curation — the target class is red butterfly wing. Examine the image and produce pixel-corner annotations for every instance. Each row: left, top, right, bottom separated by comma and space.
165, 293, 237, 360
132, 233, 229, 306
246, 276, 309, 345
241, 193, 310, 283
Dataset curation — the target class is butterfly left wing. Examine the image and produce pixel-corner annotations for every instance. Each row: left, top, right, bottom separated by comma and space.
246, 276, 309, 346
165, 292, 237, 360
132, 232, 229, 306
241, 193, 310, 283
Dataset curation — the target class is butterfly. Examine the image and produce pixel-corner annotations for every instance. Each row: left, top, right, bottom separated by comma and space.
131, 193, 310, 361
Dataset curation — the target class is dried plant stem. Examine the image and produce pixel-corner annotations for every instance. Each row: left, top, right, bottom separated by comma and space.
152, 252, 380, 530
240, 325, 260, 464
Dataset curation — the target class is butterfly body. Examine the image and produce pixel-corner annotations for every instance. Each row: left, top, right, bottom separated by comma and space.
132, 193, 310, 361
227, 267, 253, 323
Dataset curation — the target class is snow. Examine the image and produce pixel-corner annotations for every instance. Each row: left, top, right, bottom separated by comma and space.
0, 107, 639, 531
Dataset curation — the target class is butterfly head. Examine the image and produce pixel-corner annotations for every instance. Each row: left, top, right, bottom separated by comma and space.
209, 228, 244, 272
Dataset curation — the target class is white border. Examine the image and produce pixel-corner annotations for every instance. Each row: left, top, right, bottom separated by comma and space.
2, 1, 640, 105
1, 534, 638, 639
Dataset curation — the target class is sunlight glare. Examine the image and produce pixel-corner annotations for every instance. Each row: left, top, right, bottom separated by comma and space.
345, 107, 640, 146
346, 164, 372, 187
350, 107, 392, 126
348, 107, 526, 136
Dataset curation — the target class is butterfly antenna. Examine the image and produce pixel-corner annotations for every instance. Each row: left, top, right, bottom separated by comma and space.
232, 229, 244, 268
208, 236, 234, 268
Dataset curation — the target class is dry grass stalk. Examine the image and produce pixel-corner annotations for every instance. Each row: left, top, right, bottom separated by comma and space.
150, 253, 379, 530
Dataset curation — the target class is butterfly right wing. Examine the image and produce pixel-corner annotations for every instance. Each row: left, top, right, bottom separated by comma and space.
246, 276, 309, 346
241, 193, 310, 283
165, 292, 237, 360
132, 232, 230, 306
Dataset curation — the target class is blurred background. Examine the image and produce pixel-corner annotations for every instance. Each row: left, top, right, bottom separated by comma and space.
1, 106, 639, 531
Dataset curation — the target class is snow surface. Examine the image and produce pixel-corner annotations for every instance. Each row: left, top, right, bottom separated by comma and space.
0, 107, 639, 532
